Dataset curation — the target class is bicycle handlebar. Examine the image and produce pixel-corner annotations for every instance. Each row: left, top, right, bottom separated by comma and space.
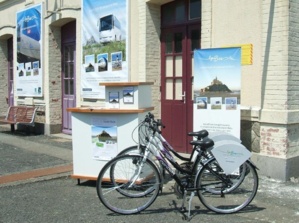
144, 112, 165, 134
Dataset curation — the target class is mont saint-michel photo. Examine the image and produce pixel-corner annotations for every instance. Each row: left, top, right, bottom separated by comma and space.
193, 48, 241, 105
194, 76, 240, 104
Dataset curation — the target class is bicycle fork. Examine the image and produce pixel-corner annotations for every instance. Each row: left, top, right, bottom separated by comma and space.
128, 151, 151, 188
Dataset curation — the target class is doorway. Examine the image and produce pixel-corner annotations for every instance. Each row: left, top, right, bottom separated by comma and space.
161, 0, 201, 153
7, 37, 14, 106
61, 21, 76, 134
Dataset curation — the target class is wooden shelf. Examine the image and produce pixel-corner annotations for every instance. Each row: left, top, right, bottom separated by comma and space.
99, 82, 154, 86
67, 107, 154, 114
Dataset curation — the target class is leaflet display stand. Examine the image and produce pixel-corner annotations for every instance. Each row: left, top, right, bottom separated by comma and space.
68, 82, 154, 183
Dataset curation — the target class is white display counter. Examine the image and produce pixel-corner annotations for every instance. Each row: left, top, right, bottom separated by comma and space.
68, 82, 153, 183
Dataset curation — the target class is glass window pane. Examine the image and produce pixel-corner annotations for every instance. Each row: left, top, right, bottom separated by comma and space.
64, 47, 69, 62
175, 56, 182, 77
162, 6, 173, 25
174, 32, 182, 53
70, 63, 74, 78
165, 34, 172, 54
69, 46, 74, 61
64, 64, 69, 78
166, 79, 173, 100
191, 29, 200, 51
175, 79, 182, 100
166, 56, 173, 77
70, 79, 74, 94
175, 1, 185, 23
64, 80, 69, 94
189, 0, 201, 20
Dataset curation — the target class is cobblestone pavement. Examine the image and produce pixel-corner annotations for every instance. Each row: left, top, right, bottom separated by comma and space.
0, 126, 298, 223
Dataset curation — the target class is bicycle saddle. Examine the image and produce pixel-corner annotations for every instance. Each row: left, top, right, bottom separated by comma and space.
188, 129, 209, 139
189, 138, 214, 150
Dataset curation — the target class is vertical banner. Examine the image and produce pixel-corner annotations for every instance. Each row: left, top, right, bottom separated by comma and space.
193, 48, 241, 138
81, 0, 128, 99
16, 4, 43, 97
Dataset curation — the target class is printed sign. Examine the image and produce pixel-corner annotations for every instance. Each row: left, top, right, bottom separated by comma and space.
193, 48, 241, 138
211, 140, 251, 174
91, 117, 118, 160
16, 4, 43, 97
81, 0, 128, 99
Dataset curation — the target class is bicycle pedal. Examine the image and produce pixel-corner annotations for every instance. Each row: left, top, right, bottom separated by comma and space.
159, 187, 163, 194
180, 207, 187, 212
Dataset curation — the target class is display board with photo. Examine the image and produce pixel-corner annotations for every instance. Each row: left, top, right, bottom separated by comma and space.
81, 0, 128, 99
193, 48, 241, 138
16, 4, 43, 97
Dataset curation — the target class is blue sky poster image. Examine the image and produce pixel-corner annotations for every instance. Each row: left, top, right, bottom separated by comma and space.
193, 48, 241, 138
81, 0, 128, 99
16, 4, 42, 97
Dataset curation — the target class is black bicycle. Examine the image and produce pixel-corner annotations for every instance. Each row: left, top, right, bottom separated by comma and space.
96, 113, 259, 219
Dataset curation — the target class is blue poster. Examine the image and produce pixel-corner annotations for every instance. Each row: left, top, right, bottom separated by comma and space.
16, 4, 43, 97
81, 0, 128, 99
193, 48, 241, 137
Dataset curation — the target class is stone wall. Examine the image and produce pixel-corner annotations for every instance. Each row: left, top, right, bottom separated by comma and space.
0, 39, 8, 117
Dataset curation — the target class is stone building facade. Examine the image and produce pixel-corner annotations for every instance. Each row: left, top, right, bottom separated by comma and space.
0, 0, 298, 181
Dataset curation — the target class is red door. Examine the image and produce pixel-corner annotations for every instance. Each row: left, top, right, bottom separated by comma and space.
161, 0, 201, 153
161, 27, 188, 153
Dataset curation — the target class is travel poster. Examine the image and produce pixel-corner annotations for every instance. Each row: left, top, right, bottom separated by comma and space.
91, 117, 118, 160
16, 4, 43, 97
81, 0, 128, 99
193, 48, 241, 138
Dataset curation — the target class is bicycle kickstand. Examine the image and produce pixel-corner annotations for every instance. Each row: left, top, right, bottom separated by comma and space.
180, 190, 195, 221
187, 191, 195, 221
180, 189, 187, 213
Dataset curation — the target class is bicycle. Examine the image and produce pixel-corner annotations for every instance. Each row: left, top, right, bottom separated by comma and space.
96, 113, 259, 219
117, 114, 211, 181
116, 114, 244, 196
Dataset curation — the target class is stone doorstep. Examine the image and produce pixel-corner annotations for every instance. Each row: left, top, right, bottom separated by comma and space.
0, 164, 73, 185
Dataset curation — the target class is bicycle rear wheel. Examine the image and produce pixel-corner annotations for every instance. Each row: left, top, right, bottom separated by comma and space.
96, 154, 161, 214
196, 158, 258, 214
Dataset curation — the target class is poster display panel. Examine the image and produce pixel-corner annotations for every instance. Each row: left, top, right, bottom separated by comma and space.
81, 0, 128, 99
193, 48, 241, 138
16, 4, 43, 97
91, 117, 118, 160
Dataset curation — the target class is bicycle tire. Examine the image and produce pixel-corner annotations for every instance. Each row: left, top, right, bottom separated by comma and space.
96, 154, 161, 214
198, 159, 248, 195
195, 158, 258, 214
117, 145, 141, 156
110, 154, 159, 198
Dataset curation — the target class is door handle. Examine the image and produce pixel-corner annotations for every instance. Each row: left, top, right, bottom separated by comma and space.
181, 91, 186, 104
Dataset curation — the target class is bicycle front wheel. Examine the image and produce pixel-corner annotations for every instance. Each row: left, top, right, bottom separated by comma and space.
96, 154, 161, 215
118, 145, 164, 178
117, 145, 141, 156
195, 158, 258, 214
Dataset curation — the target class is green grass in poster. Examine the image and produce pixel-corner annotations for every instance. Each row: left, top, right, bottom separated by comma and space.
83, 41, 126, 62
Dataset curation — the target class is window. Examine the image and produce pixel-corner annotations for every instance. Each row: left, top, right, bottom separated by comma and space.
162, 0, 201, 26
189, 0, 201, 20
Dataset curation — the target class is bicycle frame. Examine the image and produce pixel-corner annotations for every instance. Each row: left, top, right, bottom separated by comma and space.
155, 132, 203, 162
136, 117, 235, 191
143, 131, 204, 190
